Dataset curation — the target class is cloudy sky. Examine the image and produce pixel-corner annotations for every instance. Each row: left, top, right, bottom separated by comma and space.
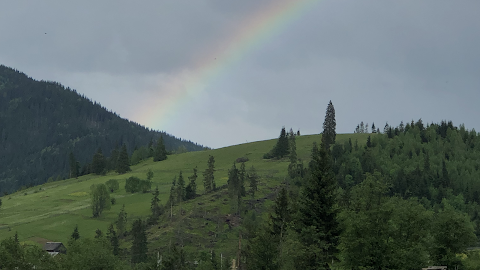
1, 1, 479, 148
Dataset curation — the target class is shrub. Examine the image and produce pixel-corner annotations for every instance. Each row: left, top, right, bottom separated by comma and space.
236, 157, 249, 163
125, 177, 141, 193
105, 179, 119, 193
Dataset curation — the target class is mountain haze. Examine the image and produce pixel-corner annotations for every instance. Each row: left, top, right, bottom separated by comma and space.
0, 65, 204, 194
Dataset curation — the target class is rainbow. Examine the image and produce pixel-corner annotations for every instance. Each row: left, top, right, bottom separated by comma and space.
136, 0, 319, 130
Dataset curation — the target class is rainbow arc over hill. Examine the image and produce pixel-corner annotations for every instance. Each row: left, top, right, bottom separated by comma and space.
136, 0, 319, 129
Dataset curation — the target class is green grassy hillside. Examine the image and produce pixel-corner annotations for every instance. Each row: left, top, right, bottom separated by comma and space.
0, 133, 369, 257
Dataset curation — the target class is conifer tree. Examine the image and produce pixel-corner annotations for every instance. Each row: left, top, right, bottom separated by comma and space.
69, 152, 79, 178
273, 127, 290, 158
116, 205, 127, 238
71, 225, 80, 240
247, 166, 259, 198
91, 147, 106, 175
297, 142, 340, 269
116, 144, 130, 174
107, 223, 119, 256
95, 229, 103, 238
239, 162, 247, 197
228, 163, 242, 215
176, 171, 186, 203
289, 128, 297, 163
108, 145, 119, 171
131, 219, 148, 264
149, 186, 162, 225
153, 136, 167, 162
372, 122, 376, 133
186, 167, 198, 200
270, 187, 290, 238
203, 155, 216, 193
322, 100, 336, 149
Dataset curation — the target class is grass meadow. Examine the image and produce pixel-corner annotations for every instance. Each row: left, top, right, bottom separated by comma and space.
0, 133, 369, 257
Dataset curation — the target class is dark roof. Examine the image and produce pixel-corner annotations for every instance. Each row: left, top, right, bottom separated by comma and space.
43, 242, 65, 252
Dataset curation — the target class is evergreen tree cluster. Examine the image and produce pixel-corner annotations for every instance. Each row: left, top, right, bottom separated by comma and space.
264, 127, 290, 159
0, 65, 204, 195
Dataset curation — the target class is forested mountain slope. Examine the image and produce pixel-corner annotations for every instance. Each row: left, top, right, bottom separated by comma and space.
0, 65, 203, 194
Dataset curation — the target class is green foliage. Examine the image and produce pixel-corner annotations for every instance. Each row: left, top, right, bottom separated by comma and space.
116, 205, 127, 238
186, 167, 198, 200
432, 202, 476, 268
0, 65, 204, 195
125, 177, 151, 193
116, 144, 131, 174
146, 169, 154, 181
153, 136, 167, 162
247, 165, 259, 197
107, 223, 119, 256
92, 147, 107, 175
227, 163, 243, 215
131, 146, 150, 165
71, 224, 80, 240
297, 142, 340, 269
176, 171, 186, 203
340, 173, 433, 269
149, 186, 163, 225
264, 127, 290, 159
125, 176, 141, 193
131, 219, 148, 264
270, 187, 290, 238
106, 179, 120, 192
64, 237, 121, 270
91, 183, 111, 217
322, 100, 336, 149
203, 155, 216, 193
69, 152, 80, 178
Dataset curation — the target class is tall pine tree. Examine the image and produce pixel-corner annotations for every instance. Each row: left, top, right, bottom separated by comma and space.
153, 136, 167, 162
186, 167, 198, 199
297, 142, 340, 270
203, 155, 215, 193
131, 219, 148, 264
116, 144, 130, 174
322, 100, 336, 150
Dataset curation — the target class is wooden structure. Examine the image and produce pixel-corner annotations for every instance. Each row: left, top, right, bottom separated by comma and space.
43, 242, 67, 256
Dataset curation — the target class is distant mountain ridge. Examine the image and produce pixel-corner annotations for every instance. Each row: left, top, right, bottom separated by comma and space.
0, 65, 204, 194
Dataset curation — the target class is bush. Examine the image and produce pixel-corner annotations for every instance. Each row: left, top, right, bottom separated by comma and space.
236, 157, 249, 163
125, 177, 141, 193
111, 198, 116, 205
105, 179, 119, 193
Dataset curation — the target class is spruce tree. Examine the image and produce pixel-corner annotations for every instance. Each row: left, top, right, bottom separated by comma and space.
297, 142, 340, 269
95, 229, 103, 238
107, 223, 119, 256
108, 145, 119, 171
239, 162, 246, 197
203, 155, 215, 193
153, 136, 167, 162
270, 187, 290, 238
116, 144, 130, 174
270, 127, 289, 158
149, 186, 162, 225
186, 167, 198, 199
322, 100, 336, 150
91, 147, 106, 175
131, 219, 148, 264
228, 163, 241, 215
289, 128, 297, 163
176, 171, 186, 203
69, 152, 79, 178
116, 205, 127, 238
71, 225, 80, 240
247, 166, 259, 198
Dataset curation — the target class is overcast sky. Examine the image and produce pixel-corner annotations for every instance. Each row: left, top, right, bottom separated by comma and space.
1, 1, 479, 148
